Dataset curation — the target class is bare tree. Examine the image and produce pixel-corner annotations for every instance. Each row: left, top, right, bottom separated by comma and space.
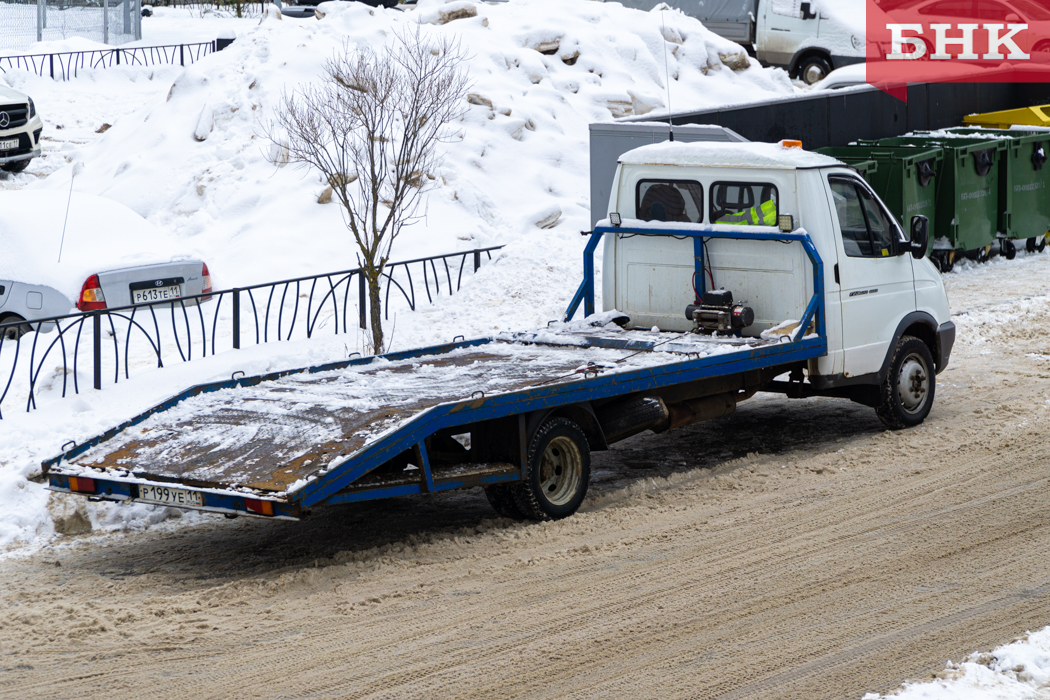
267, 27, 470, 353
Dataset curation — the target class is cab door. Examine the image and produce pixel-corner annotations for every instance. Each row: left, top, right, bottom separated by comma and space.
826, 175, 916, 380
758, 0, 820, 65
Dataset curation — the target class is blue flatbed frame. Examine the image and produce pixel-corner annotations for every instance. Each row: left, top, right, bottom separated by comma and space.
44, 226, 827, 520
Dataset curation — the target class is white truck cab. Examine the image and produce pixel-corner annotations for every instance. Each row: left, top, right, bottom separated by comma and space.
600, 140, 955, 428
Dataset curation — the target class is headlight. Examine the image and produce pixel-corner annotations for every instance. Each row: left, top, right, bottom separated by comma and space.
28, 97, 35, 118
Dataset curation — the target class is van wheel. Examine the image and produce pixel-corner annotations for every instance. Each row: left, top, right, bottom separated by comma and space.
483, 484, 525, 520
798, 56, 832, 85
876, 336, 935, 430
511, 417, 590, 521
0, 159, 30, 174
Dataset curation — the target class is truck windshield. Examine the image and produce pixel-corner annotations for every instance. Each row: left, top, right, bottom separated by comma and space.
636, 180, 704, 223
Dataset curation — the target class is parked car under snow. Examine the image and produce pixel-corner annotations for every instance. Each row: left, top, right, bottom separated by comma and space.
0, 191, 212, 339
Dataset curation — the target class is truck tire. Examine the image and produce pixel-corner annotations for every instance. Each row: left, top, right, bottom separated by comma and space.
511, 417, 590, 521
484, 484, 525, 520
797, 55, 832, 85
876, 336, 935, 430
0, 159, 30, 174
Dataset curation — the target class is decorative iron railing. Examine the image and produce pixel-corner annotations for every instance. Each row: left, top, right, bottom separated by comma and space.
0, 40, 216, 80
0, 246, 503, 418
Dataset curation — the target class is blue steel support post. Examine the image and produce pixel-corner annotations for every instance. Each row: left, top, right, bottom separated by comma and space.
563, 231, 605, 322
693, 237, 706, 299
415, 443, 435, 493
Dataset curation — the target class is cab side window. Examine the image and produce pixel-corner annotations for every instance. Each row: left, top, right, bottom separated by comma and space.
710, 182, 779, 226
636, 180, 704, 223
830, 177, 898, 258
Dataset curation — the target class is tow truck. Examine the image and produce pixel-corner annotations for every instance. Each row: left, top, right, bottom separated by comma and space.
44, 140, 955, 522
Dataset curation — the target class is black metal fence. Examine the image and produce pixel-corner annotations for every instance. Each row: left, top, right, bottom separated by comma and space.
0, 40, 215, 80
0, 246, 502, 418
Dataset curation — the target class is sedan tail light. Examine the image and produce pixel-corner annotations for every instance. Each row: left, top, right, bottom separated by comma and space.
77, 274, 107, 311
201, 262, 212, 300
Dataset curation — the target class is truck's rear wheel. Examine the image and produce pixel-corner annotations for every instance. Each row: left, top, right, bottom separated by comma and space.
797, 55, 832, 85
876, 336, 935, 429
512, 417, 590, 521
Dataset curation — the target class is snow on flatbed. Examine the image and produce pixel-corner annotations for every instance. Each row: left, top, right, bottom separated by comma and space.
51, 329, 778, 497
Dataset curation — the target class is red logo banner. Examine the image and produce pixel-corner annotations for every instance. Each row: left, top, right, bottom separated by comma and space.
866, 0, 1050, 101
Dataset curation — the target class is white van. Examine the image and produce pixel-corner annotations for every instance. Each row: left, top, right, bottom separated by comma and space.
615, 0, 866, 84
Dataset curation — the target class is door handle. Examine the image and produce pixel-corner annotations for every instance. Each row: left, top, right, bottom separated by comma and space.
834, 264, 840, 285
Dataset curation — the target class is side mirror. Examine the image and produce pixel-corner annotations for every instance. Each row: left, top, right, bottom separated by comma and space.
1006, 13, 1021, 22
910, 215, 930, 260
800, 1, 817, 19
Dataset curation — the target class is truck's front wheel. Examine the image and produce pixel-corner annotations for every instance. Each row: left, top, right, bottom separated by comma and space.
876, 336, 935, 429
512, 417, 590, 521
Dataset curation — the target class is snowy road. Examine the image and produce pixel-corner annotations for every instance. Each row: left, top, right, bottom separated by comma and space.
2, 253, 1050, 698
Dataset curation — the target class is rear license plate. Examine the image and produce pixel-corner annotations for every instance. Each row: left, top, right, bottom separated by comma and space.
0, 139, 17, 150
132, 284, 181, 304
138, 484, 203, 507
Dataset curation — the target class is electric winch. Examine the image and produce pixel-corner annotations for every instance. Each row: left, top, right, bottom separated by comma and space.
684, 289, 755, 334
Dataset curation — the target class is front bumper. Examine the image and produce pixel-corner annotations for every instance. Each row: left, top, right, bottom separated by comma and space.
0, 147, 40, 165
937, 321, 956, 374
0, 114, 43, 164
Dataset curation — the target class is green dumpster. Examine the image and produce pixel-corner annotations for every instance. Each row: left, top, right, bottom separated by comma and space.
818, 145, 943, 265
947, 127, 1050, 254
873, 135, 1007, 263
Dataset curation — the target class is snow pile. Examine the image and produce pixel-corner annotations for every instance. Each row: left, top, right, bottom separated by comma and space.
863, 627, 1050, 699
17, 0, 794, 288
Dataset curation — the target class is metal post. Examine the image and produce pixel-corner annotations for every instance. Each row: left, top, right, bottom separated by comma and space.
473, 249, 481, 272
358, 272, 367, 330
49, 54, 54, 80
103, 0, 109, 45
179, 44, 184, 66
92, 313, 102, 390
36, 0, 43, 42
232, 289, 241, 349
123, 0, 130, 36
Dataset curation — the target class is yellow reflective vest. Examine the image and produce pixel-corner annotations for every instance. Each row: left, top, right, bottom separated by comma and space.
718, 199, 777, 226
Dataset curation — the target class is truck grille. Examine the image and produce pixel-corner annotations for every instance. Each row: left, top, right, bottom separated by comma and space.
0, 104, 29, 130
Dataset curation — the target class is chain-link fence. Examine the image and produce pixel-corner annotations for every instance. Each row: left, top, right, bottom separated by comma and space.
1, 0, 142, 51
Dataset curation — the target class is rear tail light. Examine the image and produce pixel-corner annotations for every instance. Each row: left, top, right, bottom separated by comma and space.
68, 477, 96, 493
77, 274, 107, 311
243, 498, 274, 516
201, 262, 212, 300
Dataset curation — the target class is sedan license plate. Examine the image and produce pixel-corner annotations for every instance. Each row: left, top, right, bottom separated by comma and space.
138, 484, 203, 507
132, 284, 181, 304
0, 139, 17, 151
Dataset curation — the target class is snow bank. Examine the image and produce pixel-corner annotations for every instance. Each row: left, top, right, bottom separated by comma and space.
863, 627, 1050, 700
0, 0, 798, 549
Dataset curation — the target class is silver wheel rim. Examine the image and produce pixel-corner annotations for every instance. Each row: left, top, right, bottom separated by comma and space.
897, 354, 930, 414
804, 65, 826, 84
539, 436, 583, 507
